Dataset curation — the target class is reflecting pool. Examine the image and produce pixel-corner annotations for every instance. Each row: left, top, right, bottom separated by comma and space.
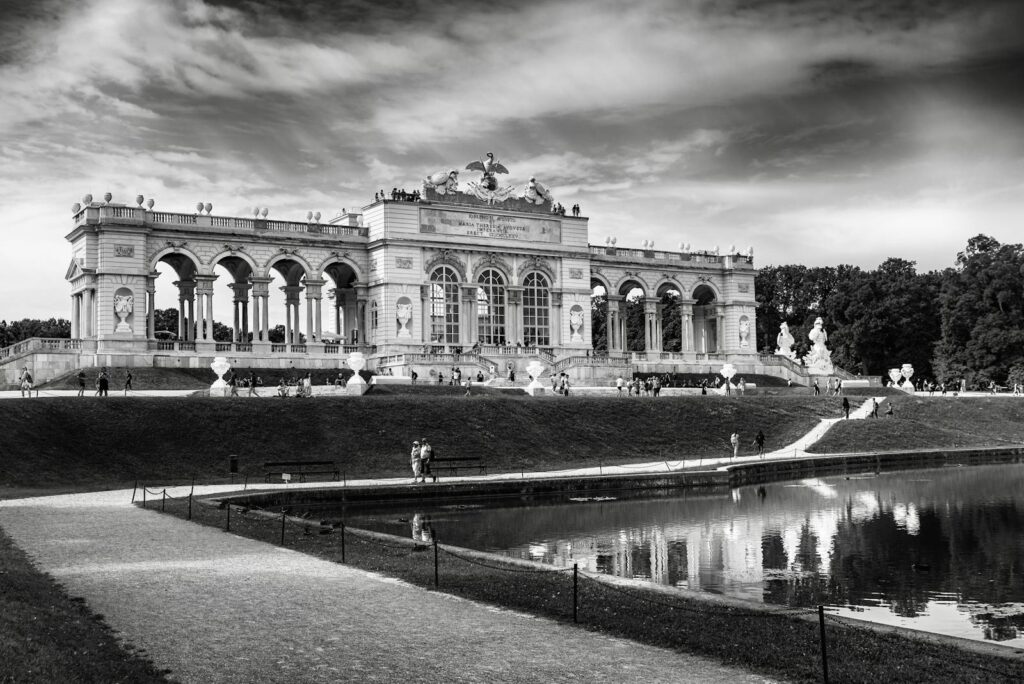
336, 463, 1024, 647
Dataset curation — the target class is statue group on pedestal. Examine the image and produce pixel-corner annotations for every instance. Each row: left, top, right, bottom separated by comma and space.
775, 317, 834, 375
421, 151, 557, 208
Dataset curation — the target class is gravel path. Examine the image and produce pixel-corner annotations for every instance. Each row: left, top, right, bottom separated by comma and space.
1, 491, 782, 683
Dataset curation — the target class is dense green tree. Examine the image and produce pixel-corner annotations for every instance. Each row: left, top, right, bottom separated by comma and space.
661, 291, 682, 352
0, 318, 71, 346
934, 235, 1024, 386
625, 295, 645, 352
590, 293, 607, 352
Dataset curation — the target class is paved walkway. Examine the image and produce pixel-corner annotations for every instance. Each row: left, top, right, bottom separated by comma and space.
0, 396, 893, 682
0, 490, 781, 683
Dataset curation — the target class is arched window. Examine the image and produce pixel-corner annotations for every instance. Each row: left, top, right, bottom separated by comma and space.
430, 266, 460, 344
476, 269, 506, 345
522, 272, 550, 346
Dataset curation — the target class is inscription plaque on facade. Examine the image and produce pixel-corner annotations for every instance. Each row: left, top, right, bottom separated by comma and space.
115, 245, 134, 257
420, 208, 560, 243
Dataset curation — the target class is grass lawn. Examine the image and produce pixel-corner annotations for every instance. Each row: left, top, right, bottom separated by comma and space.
0, 394, 845, 493
0, 528, 168, 683
810, 397, 1024, 453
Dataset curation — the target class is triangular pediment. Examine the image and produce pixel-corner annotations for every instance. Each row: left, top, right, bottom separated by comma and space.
64, 258, 90, 281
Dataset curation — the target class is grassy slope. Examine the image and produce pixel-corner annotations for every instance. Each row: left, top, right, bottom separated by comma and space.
810, 397, 1024, 453
0, 394, 846, 491
0, 529, 168, 683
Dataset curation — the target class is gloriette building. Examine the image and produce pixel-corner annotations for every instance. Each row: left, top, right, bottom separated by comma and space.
9, 154, 786, 385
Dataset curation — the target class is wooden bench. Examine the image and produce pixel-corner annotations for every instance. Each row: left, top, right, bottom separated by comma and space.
429, 456, 486, 482
263, 460, 340, 483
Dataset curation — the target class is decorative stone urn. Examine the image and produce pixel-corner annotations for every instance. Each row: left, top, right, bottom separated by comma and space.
396, 303, 412, 338
888, 368, 902, 387
210, 356, 231, 397
525, 359, 546, 397
346, 351, 369, 395
900, 363, 915, 393
718, 363, 737, 395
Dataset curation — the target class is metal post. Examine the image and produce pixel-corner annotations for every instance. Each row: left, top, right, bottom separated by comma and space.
818, 605, 830, 684
131, 480, 137, 503
188, 493, 193, 521
340, 522, 346, 563
161, 490, 166, 512
142, 487, 147, 509
226, 503, 231, 532
280, 509, 286, 546
573, 563, 579, 623
433, 536, 439, 588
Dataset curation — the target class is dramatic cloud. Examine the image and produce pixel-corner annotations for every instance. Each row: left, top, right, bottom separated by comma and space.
1, 0, 1023, 320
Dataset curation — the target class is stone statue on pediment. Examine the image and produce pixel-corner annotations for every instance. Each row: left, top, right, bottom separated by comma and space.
422, 169, 459, 196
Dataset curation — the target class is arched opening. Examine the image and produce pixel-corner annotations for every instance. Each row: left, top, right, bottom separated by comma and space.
477, 269, 506, 345
212, 255, 254, 343
590, 282, 607, 353
270, 259, 308, 345
323, 261, 359, 343
657, 283, 683, 352
692, 284, 718, 353
429, 266, 460, 345
618, 282, 646, 352
522, 272, 550, 347
152, 254, 199, 341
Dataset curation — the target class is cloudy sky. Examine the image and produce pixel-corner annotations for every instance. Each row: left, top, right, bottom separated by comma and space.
1, 0, 1023, 322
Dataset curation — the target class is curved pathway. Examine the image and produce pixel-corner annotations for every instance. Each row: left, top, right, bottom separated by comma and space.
1, 490, 781, 683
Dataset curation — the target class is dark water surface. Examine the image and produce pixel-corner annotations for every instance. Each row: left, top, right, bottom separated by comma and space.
331, 464, 1024, 647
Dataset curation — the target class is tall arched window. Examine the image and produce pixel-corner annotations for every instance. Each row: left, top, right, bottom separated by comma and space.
430, 266, 460, 344
522, 272, 550, 346
477, 269, 506, 345
370, 300, 378, 343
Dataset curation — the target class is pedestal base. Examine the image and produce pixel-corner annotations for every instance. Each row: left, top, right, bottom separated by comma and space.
346, 382, 370, 396
526, 382, 546, 397
209, 386, 230, 397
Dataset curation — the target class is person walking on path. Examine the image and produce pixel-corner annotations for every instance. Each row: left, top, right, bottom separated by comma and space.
813, 379, 820, 396
410, 440, 424, 483
616, 375, 624, 394
19, 367, 33, 397
730, 432, 740, 459
123, 369, 133, 395
97, 369, 109, 397
77, 369, 86, 397
842, 396, 850, 419
420, 438, 433, 482
248, 371, 259, 397
754, 430, 765, 458
870, 397, 879, 418
885, 402, 894, 418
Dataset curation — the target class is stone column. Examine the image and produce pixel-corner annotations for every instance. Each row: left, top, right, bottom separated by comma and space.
174, 280, 196, 341
420, 284, 431, 345
460, 285, 477, 348
229, 282, 251, 343
195, 276, 216, 341
282, 285, 304, 345
304, 279, 325, 344
354, 284, 369, 347
507, 286, 523, 346
249, 277, 271, 342
679, 300, 695, 352
717, 310, 725, 354
644, 298, 660, 352
550, 292, 563, 348
605, 295, 623, 353
71, 294, 81, 338
146, 278, 156, 340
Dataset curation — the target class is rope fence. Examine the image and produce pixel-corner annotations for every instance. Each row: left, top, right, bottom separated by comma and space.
139, 492, 1024, 684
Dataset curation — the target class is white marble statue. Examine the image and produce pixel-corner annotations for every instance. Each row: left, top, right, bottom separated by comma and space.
522, 177, 554, 205
422, 169, 459, 196
775, 322, 796, 359
802, 317, 834, 374
738, 318, 750, 349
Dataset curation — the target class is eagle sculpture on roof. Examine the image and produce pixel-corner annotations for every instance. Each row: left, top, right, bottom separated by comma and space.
465, 152, 509, 191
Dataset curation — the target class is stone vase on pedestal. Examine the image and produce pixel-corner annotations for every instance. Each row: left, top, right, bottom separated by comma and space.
346, 352, 370, 395
525, 359, 546, 397
210, 356, 231, 397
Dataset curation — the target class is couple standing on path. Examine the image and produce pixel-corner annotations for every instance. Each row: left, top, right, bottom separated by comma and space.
729, 430, 766, 459
410, 438, 433, 483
